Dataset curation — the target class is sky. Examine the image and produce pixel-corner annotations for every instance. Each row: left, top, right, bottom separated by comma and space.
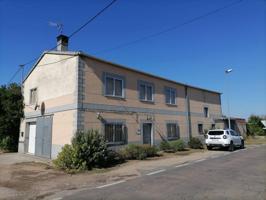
0, 0, 265, 119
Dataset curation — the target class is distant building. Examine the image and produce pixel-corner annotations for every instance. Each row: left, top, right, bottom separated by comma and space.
215, 117, 247, 137
19, 35, 223, 159
261, 120, 266, 130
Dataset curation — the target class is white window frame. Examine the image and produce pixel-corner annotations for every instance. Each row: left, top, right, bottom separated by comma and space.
198, 123, 203, 134
29, 88, 37, 105
166, 123, 179, 140
104, 74, 124, 98
165, 87, 176, 105
104, 123, 126, 145
138, 81, 154, 102
203, 107, 209, 118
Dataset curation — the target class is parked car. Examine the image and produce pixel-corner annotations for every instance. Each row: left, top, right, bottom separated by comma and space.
205, 129, 244, 151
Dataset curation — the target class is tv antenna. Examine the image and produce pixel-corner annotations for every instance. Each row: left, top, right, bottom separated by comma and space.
49, 21, 64, 34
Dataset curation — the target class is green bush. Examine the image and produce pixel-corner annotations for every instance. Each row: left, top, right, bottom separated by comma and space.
53, 130, 124, 172
160, 139, 186, 152
105, 150, 125, 166
0, 136, 13, 151
0, 136, 19, 152
188, 137, 204, 149
169, 139, 186, 151
53, 144, 84, 172
0, 83, 24, 152
160, 140, 171, 151
120, 144, 158, 160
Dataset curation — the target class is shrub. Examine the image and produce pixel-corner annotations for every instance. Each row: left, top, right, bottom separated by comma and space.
188, 137, 204, 149
105, 150, 125, 166
160, 140, 171, 151
160, 139, 186, 152
169, 139, 186, 151
53, 129, 124, 172
120, 144, 158, 160
0, 136, 18, 152
53, 144, 84, 172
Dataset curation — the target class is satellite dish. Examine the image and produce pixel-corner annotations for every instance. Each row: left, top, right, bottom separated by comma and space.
49, 21, 63, 34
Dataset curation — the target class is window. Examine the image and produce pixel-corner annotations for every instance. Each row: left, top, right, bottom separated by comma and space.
204, 107, 209, 118
167, 123, 179, 140
165, 87, 176, 105
138, 81, 154, 102
230, 130, 236, 136
30, 88, 37, 104
104, 123, 125, 144
105, 74, 124, 98
208, 130, 224, 135
198, 124, 203, 134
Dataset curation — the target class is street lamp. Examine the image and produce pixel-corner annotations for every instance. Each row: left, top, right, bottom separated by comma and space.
225, 68, 233, 129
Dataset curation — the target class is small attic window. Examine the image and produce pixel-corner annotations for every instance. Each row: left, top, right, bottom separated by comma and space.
30, 88, 37, 105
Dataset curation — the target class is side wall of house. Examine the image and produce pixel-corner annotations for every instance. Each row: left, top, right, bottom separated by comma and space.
19, 54, 79, 158
188, 87, 222, 137
80, 56, 222, 145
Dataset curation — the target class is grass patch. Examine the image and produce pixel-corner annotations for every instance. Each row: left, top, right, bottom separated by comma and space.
245, 137, 266, 145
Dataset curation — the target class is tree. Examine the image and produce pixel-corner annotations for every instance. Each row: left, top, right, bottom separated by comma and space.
247, 115, 265, 136
0, 83, 24, 151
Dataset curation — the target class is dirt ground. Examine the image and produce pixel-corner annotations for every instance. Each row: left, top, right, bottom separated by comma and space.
0, 149, 232, 200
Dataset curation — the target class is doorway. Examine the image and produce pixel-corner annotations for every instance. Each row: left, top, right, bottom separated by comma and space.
142, 123, 152, 145
28, 123, 36, 154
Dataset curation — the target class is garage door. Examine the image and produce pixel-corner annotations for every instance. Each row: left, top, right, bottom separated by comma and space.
28, 123, 36, 154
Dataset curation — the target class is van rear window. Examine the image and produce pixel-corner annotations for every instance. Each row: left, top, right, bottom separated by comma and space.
208, 131, 224, 135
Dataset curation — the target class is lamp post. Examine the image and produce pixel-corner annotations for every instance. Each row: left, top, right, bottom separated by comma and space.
225, 68, 233, 129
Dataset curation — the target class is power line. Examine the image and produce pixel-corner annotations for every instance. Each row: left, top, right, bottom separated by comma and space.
37, 55, 77, 67
94, 0, 243, 55
8, 67, 22, 85
68, 0, 117, 39
7, 0, 118, 85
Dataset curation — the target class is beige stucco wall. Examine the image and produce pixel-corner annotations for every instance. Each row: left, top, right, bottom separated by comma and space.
19, 52, 223, 158
81, 56, 222, 142
82, 57, 187, 112
83, 111, 188, 145
23, 54, 78, 106
19, 53, 78, 157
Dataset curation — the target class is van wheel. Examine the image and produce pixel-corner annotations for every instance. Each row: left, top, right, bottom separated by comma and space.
207, 146, 212, 150
229, 141, 234, 152
240, 140, 245, 149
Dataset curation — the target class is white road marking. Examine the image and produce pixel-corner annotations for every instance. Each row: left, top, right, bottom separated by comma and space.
193, 158, 206, 163
52, 198, 62, 200
175, 163, 190, 168
96, 180, 126, 189
210, 155, 221, 159
146, 169, 166, 176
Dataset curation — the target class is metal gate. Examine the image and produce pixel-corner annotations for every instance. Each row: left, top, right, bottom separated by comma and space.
35, 116, 53, 158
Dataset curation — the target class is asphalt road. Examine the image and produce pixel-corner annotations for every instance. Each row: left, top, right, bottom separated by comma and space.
63, 146, 266, 200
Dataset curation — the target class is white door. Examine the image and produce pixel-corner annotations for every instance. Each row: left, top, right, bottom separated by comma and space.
28, 123, 36, 154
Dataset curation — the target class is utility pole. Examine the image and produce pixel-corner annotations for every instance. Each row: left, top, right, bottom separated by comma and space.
19, 64, 24, 94
225, 68, 233, 129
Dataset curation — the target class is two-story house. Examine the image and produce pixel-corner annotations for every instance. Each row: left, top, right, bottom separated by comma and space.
19, 35, 222, 159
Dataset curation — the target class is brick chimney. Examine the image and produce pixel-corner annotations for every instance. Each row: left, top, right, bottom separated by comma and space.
56, 34, 69, 51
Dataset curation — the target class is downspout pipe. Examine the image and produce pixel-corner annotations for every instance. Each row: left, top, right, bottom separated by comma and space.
185, 86, 192, 141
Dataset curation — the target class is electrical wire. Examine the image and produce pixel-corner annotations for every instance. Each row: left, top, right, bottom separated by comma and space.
8, 67, 22, 85
7, 0, 118, 84
68, 0, 117, 39
93, 0, 244, 55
